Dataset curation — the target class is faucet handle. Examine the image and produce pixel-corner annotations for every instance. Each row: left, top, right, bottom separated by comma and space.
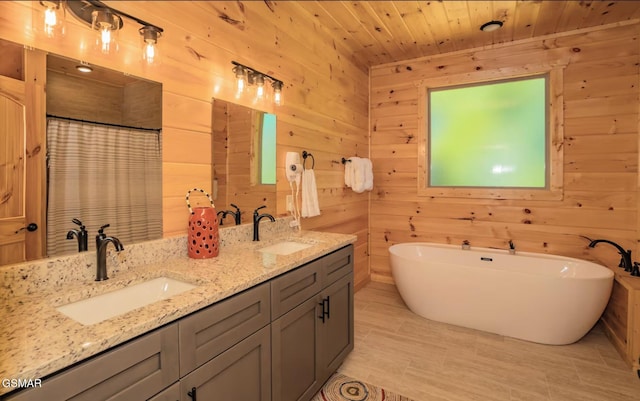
254, 205, 267, 215
98, 224, 110, 234
72, 218, 86, 230
230, 203, 240, 211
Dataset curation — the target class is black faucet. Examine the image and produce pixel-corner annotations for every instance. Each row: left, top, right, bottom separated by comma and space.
217, 210, 228, 225
228, 204, 242, 225
218, 204, 242, 226
66, 218, 88, 252
95, 224, 124, 281
253, 205, 275, 241
508, 240, 516, 255
588, 239, 633, 272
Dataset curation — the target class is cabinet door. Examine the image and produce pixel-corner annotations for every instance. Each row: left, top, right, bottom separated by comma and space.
319, 273, 354, 383
271, 295, 322, 401
179, 282, 270, 375
6, 324, 179, 401
180, 326, 271, 401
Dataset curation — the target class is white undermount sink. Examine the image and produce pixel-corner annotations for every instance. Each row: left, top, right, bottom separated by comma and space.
258, 241, 313, 255
56, 277, 197, 326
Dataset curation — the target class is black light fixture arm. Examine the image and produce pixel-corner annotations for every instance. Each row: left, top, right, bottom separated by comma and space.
70, 0, 163, 33
231, 60, 283, 86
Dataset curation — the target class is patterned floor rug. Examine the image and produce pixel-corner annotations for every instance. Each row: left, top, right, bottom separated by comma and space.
311, 373, 414, 401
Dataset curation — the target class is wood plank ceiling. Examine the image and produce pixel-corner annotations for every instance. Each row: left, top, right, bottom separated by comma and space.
298, 1, 640, 68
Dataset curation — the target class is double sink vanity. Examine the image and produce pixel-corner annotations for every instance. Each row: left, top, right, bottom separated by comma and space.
0, 219, 356, 400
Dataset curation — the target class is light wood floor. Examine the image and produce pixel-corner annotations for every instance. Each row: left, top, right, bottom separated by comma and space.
338, 282, 640, 401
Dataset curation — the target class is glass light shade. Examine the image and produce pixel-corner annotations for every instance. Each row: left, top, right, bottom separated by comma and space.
39, 1, 65, 38
140, 26, 161, 65
254, 74, 265, 100
234, 65, 247, 96
91, 9, 121, 55
272, 81, 283, 106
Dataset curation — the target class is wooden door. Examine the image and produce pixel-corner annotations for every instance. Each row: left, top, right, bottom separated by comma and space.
0, 44, 46, 265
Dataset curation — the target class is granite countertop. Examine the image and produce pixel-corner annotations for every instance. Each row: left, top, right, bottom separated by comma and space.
0, 229, 356, 395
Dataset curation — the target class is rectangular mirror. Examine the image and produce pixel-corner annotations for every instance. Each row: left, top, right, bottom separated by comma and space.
45, 54, 163, 257
212, 99, 277, 225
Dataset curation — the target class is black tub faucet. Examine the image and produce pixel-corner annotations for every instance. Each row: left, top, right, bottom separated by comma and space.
253, 205, 275, 241
588, 239, 632, 272
66, 218, 88, 252
95, 224, 124, 281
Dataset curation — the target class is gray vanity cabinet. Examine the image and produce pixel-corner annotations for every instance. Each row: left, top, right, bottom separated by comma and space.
271, 245, 354, 401
5, 323, 180, 401
4, 244, 353, 401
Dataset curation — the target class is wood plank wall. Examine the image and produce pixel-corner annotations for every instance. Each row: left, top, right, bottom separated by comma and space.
0, 1, 370, 289
369, 22, 640, 284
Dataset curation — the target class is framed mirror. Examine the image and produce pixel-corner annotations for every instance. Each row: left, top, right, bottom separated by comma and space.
212, 99, 277, 225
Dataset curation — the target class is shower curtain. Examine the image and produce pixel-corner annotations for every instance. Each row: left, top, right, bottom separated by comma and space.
46, 117, 162, 256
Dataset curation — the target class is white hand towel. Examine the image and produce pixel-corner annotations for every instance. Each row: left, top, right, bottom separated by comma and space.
344, 158, 353, 188
351, 157, 366, 193
301, 168, 321, 217
363, 158, 373, 191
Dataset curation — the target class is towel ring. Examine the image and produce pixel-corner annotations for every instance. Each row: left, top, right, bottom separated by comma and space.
341, 157, 352, 164
302, 150, 315, 169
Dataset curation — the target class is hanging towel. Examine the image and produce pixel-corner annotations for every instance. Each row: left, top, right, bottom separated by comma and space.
344, 158, 353, 188
301, 168, 321, 217
363, 158, 374, 191
347, 157, 373, 193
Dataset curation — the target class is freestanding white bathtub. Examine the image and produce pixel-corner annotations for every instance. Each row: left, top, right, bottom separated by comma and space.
389, 242, 614, 345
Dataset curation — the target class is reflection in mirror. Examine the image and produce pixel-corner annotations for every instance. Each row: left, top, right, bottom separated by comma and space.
46, 54, 163, 257
212, 99, 276, 225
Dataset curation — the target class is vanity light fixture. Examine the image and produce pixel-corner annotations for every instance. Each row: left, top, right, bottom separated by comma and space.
38, 0, 65, 38
231, 61, 284, 106
66, 0, 164, 63
480, 20, 503, 32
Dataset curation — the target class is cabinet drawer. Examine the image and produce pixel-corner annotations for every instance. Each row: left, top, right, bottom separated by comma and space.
179, 282, 270, 375
6, 324, 179, 401
271, 258, 323, 319
322, 245, 353, 286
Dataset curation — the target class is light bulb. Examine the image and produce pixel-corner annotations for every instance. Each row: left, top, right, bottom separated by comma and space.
44, 8, 57, 35
100, 26, 111, 53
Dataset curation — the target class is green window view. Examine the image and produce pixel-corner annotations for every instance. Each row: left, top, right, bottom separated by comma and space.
261, 112, 277, 185
429, 75, 547, 188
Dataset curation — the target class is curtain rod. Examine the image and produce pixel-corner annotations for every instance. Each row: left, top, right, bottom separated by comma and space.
46, 115, 161, 133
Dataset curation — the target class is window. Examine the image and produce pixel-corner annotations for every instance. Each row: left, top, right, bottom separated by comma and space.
418, 67, 563, 200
